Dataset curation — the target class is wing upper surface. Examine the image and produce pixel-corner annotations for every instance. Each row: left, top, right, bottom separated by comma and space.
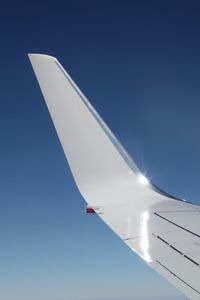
29, 54, 200, 300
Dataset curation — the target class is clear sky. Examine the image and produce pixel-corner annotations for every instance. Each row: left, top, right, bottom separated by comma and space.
1, 0, 200, 299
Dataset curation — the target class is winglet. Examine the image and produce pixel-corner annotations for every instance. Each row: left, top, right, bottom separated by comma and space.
29, 54, 143, 206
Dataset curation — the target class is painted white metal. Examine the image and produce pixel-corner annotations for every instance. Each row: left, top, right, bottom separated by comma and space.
29, 54, 200, 300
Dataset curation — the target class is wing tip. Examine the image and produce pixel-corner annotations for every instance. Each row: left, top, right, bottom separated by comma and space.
28, 53, 58, 63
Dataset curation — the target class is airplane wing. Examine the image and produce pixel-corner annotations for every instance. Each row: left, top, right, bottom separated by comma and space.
29, 54, 200, 300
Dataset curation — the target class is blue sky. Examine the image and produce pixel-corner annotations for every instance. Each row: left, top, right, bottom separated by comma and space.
1, 0, 200, 299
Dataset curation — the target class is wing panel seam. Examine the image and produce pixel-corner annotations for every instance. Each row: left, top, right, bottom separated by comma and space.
156, 260, 200, 295
156, 236, 199, 266
154, 212, 200, 238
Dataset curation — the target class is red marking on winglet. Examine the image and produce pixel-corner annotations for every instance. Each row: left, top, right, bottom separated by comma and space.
85, 207, 96, 214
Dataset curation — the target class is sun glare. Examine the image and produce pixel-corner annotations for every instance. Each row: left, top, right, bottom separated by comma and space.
138, 174, 149, 185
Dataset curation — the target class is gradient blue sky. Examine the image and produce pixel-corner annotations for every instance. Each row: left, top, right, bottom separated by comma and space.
1, 1, 200, 299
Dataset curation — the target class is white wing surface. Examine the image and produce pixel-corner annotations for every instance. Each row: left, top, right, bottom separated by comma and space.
29, 54, 200, 300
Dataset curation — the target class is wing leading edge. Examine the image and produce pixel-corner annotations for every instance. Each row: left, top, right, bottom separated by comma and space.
29, 54, 200, 300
